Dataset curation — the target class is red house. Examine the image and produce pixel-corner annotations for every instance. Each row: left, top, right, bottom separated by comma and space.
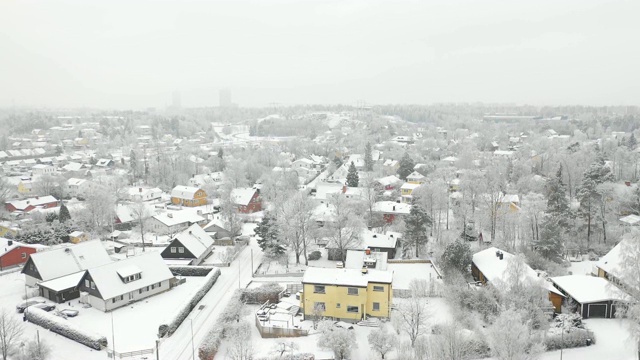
5, 195, 59, 213
0, 239, 46, 271
372, 201, 411, 224
231, 188, 262, 214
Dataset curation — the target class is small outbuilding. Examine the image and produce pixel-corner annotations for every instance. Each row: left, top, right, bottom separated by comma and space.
550, 275, 631, 319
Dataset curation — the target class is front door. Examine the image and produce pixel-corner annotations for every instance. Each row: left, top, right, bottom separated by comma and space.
128, 292, 135, 301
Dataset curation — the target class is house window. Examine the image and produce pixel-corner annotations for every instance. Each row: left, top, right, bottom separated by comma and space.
170, 247, 176, 254
373, 286, 384, 292
30, 264, 34, 271
336, 303, 341, 308
151, 284, 155, 290
179, 247, 184, 254
146, 286, 150, 291
347, 288, 358, 296
120, 295, 124, 301
139, 289, 143, 294
85, 280, 90, 288
373, 302, 380, 311
313, 285, 325, 294
112, 298, 117, 303
21, 252, 27, 259
313, 302, 326, 311
158, 282, 161, 287
90, 281, 95, 289
347, 306, 359, 313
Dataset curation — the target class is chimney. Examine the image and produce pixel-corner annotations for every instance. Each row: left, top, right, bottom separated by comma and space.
499, 253, 504, 260
365, 249, 371, 255
7, 240, 13, 246
392, 206, 396, 211
342, 185, 347, 193
189, 231, 192, 235
167, 213, 173, 218
139, 187, 143, 192
389, 234, 393, 238
372, 234, 377, 238
625, 181, 631, 187
495, 250, 500, 257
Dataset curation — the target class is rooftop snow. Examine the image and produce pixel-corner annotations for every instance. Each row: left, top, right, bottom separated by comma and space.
302, 267, 392, 287
551, 275, 632, 303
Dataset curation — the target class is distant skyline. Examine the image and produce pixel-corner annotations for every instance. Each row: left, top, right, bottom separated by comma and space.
1, 0, 639, 109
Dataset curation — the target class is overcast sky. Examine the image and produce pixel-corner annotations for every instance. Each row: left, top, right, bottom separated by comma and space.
1, 0, 639, 109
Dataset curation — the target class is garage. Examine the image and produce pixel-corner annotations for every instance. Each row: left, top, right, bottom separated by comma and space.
587, 304, 607, 318
551, 275, 631, 319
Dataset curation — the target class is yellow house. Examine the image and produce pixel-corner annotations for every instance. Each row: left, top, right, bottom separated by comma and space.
17, 179, 33, 194
300, 267, 393, 322
0, 222, 19, 238
406, 171, 426, 185
400, 182, 421, 203
170, 185, 207, 207
69, 231, 89, 244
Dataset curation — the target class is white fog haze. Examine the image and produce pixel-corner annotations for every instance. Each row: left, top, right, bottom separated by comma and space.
1, 0, 639, 108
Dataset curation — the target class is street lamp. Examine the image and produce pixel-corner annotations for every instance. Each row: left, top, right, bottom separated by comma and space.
189, 318, 195, 360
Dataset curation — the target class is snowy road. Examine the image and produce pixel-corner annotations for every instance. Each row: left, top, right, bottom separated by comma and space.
158, 241, 262, 360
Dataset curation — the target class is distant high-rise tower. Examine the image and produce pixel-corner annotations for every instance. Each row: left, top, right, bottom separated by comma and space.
172, 91, 181, 108
219, 88, 232, 108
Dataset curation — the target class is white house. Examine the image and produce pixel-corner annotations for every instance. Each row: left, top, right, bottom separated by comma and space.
150, 210, 206, 236
32, 164, 55, 176
160, 224, 215, 265
128, 187, 163, 202
78, 252, 174, 311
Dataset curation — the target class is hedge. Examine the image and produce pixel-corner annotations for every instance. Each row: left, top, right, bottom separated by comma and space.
26, 307, 108, 350
199, 290, 243, 360
545, 328, 595, 350
169, 265, 216, 277
158, 268, 222, 338
240, 282, 283, 304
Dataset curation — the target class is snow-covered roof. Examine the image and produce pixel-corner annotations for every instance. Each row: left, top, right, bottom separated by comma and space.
372, 201, 411, 214
344, 250, 388, 271
361, 230, 399, 249
406, 171, 425, 180
231, 187, 257, 206
69, 231, 85, 237
441, 156, 459, 162
0, 238, 47, 258
153, 210, 205, 227
302, 267, 392, 287
85, 252, 173, 300
400, 182, 422, 190
170, 185, 202, 200
620, 214, 640, 225
28, 241, 113, 282
595, 237, 626, 282
500, 194, 520, 204
67, 178, 87, 186
377, 175, 402, 187
7, 196, 58, 211
550, 275, 632, 303
169, 224, 213, 258
38, 271, 85, 292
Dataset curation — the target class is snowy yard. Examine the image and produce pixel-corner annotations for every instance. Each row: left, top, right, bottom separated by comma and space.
387, 262, 443, 290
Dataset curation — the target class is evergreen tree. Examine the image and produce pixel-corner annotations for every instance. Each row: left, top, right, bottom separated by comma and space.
59, 202, 71, 223
535, 218, 564, 261
545, 165, 570, 228
397, 153, 415, 181
629, 133, 638, 150
577, 156, 615, 247
346, 162, 359, 187
129, 149, 138, 182
440, 240, 472, 274
404, 203, 432, 257
364, 142, 373, 172
254, 214, 285, 256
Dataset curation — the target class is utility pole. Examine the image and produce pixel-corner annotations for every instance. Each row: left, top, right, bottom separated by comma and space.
111, 311, 116, 358
250, 249, 253, 275
156, 339, 160, 360
190, 319, 195, 360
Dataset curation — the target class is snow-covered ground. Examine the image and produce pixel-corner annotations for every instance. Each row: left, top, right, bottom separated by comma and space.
568, 260, 597, 276
387, 262, 443, 290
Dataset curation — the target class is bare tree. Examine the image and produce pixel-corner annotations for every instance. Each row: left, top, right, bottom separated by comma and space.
130, 200, 150, 252
0, 309, 24, 360
0, 177, 11, 219
367, 325, 397, 359
317, 321, 356, 360
277, 192, 315, 265
486, 308, 544, 360
393, 295, 429, 347
324, 194, 364, 262
79, 186, 116, 234
21, 337, 51, 360
311, 302, 325, 330
225, 320, 253, 360
32, 174, 63, 197
428, 323, 477, 360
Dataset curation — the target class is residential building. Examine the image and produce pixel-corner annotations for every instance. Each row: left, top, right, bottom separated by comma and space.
128, 187, 163, 202
300, 267, 393, 322
471, 247, 564, 312
69, 231, 89, 244
78, 252, 174, 311
17, 178, 33, 195
0, 238, 46, 271
66, 178, 90, 199
22, 240, 113, 286
372, 201, 411, 224
6, 195, 59, 213
170, 185, 207, 207
406, 171, 426, 184
150, 210, 206, 236
231, 187, 262, 213
160, 224, 214, 265
400, 182, 421, 203
550, 275, 631, 318
32, 164, 55, 176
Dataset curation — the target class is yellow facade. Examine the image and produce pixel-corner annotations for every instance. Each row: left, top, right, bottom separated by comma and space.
171, 189, 207, 207
0, 225, 18, 238
300, 281, 392, 321
70, 233, 89, 244
18, 181, 32, 194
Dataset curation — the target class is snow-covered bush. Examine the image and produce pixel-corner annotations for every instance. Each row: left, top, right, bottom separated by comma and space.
158, 268, 222, 337
169, 265, 216, 277
25, 307, 108, 350
552, 313, 584, 329
307, 251, 321, 261
545, 327, 595, 350
199, 290, 243, 360
240, 282, 283, 304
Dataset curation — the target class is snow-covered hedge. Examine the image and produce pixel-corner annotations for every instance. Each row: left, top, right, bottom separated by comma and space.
25, 307, 108, 350
545, 328, 595, 350
169, 265, 216, 277
158, 268, 222, 338
240, 282, 283, 304
199, 290, 243, 360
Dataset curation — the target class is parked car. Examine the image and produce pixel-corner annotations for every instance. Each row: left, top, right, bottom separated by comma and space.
16, 299, 45, 313
31, 303, 56, 312
59, 309, 79, 317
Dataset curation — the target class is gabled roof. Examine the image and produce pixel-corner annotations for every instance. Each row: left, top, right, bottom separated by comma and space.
153, 210, 205, 227
362, 230, 399, 249
551, 275, 631, 303
26, 241, 113, 281
620, 214, 640, 225
7, 196, 58, 211
372, 201, 411, 215
171, 185, 202, 200
85, 252, 173, 300
377, 175, 402, 187
231, 187, 258, 206
168, 224, 214, 258
0, 238, 47, 258
406, 171, 425, 180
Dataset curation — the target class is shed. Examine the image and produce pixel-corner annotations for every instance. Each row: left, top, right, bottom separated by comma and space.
550, 275, 632, 318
